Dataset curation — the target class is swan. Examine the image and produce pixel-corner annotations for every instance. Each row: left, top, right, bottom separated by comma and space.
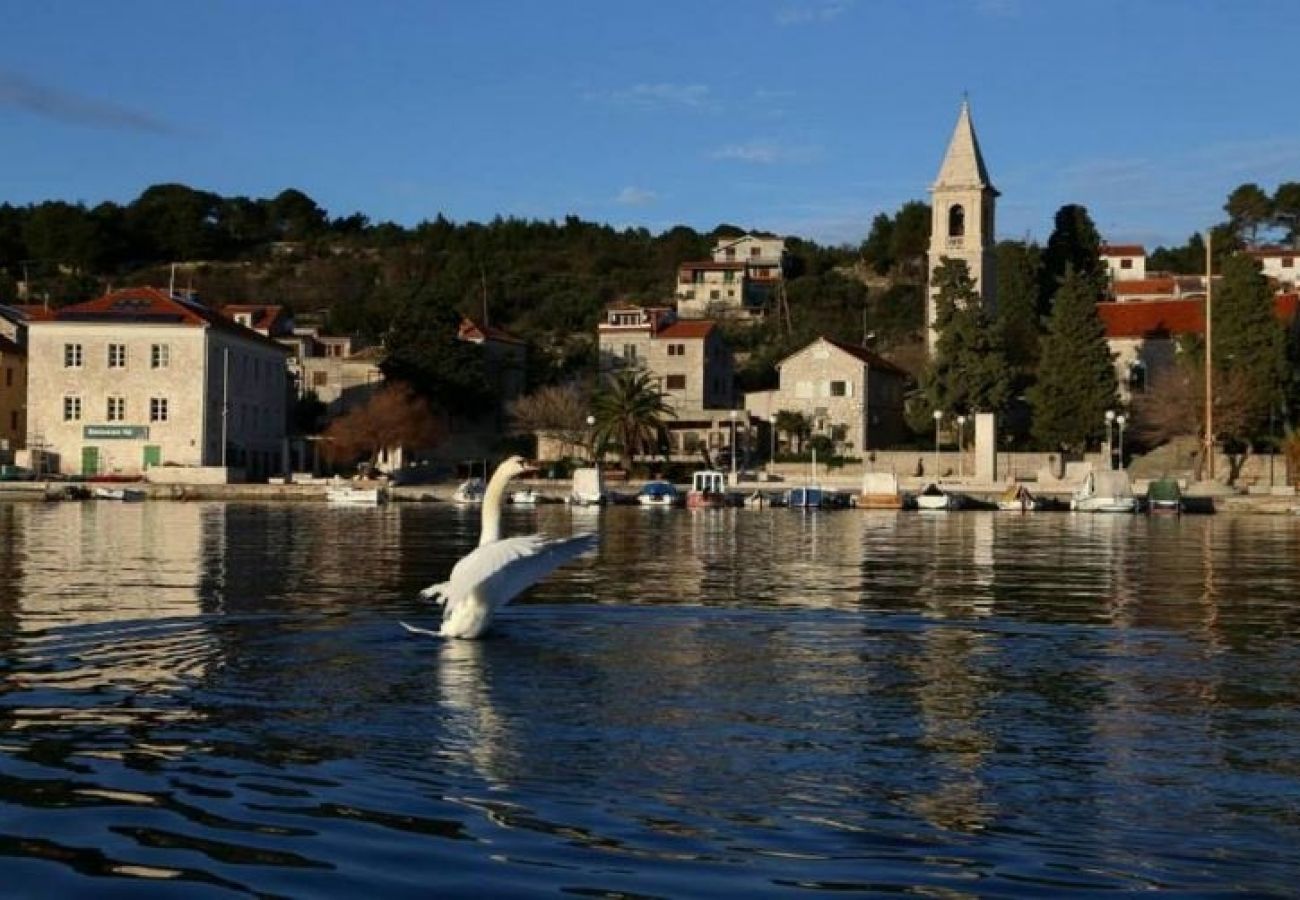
402, 455, 598, 639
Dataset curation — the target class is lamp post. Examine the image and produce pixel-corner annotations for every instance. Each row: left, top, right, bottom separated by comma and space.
729, 409, 738, 485
1104, 409, 1116, 470
769, 413, 777, 472
586, 414, 597, 466
956, 414, 967, 479
932, 409, 943, 479
1116, 414, 1127, 470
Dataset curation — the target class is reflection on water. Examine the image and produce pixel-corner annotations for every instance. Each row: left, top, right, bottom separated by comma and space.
1, 502, 1299, 895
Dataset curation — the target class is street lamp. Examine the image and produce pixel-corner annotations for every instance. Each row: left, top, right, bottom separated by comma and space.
586, 414, 597, 466
932, 409, 943, 479
956, 414, 967, 479
1104, 409, 1116, 470
769, 413, 777, 472
1116, 414, 1127, 470
729, 409, 739, 484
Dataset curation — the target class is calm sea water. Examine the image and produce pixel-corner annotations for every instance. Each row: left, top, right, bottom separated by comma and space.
1, 500, 1298, 897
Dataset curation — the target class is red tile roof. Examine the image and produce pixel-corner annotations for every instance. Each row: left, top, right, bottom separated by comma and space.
6, 304, 55, 321
52, 287, 288, 351
678, 260, 747, 272
657, 320, 716, 339
1247, 248, 1300, 259
1100, 244, 1146, 256
221, 303, 289, 333
823, 337, 909, 377
1099, 293, 1299, 338
459, 316, 527, 346
1113, 277, 1176, 296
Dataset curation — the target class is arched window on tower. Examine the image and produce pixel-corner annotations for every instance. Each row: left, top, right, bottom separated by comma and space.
948, 204, 965, 238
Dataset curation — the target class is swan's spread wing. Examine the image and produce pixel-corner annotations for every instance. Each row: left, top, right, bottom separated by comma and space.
448, 532, 599, 613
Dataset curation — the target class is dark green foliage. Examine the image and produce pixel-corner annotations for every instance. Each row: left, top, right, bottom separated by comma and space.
915, 258, 1012, 420
1224, 183, 1273, 244
859, 213, 894, 275
1212, 253, 1286, 438
994, 240, 1043, 382
1040, 204, 1104, 314
380, 295, 493, 418
857, 201, 930, 279
591, 369, 675, 470
1148, 232, 1208, 274
1028, 267, 1118, 451
1273, 182, 1300, 244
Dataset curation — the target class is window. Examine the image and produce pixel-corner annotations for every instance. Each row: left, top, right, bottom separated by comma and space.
313, 371, 328, 387
948, 204, 965, 237
623, 344, 637, 361
724, 247, 736, 260
64, 343, 83, 368
107, 396, 125, 422
1120, 258, 1133, 270
709, 290, 720, 300
750, 246, 761, 257
830, 380, 847, 397
666, 374, 686, 390
666, 343, 686, 356
63, 396, 82, 421
108, 343, 127, 368
150, 397, 169, 422
1284, 257, 1295, 269
723, 270, 735, 283
151, 343, 170, 368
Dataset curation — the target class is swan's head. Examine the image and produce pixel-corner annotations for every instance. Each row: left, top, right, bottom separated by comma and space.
498, 455, 537, 481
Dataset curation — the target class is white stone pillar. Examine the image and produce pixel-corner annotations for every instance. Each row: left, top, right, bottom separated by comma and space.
974, 412, 997, 483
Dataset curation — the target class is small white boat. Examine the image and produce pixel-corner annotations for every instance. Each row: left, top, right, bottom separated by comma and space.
637, 480, 680, 507
1071, 470, 1137, 513
917, 482, 960, 511
997, 484, 1043, 512
93, 486, 146, 502
859, 472, 904, 509
327, 484, 385, 506
510, 488, 539, 505
686, 470, 729, 508
452, 478, 485, 505
568, 467, 607, 506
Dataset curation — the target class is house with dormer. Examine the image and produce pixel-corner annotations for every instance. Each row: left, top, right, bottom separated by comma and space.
25, 287, 289, 479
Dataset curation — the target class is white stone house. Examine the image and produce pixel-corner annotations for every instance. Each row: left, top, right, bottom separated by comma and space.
676, 234, 787, 320
1100, 244, 1148, 282
1246, 248, 1300, 288
747, 336, 908, 455
25, 287, 290, 479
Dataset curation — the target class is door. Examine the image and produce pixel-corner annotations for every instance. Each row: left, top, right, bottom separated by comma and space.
81, 446, 100, 476
143, 445, 162, 469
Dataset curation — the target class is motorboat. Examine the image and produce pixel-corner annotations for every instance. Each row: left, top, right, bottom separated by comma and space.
1146, 477, 1183, 515
997, 483, 1043, 512
859, 472, 904, 509
1070, 469, 1138, 513
637, 480, 680, 507
568, 467, 607, 506
510, 488, 539, 505
452, 478, 485, 505
326, 483, 385, 506
686, 470, 729, 508
785, 485, 826, 509
916, 482, 961, 511
93, 486, 147, 502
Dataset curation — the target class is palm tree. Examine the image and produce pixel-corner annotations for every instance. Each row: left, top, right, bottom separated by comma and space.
591, 370, 675, 470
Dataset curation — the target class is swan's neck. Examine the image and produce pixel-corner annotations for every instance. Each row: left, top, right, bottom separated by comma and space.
478, 466, 514, 546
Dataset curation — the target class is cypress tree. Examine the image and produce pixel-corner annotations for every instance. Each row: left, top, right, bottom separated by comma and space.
995, 240, 1043, 387
1028, 266, 1118, 452
921, 258, 1012, 417
1040, 204, 1105, 316
1213, 253, 1285, 438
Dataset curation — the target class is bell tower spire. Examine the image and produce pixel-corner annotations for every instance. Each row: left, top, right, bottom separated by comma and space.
926, 99, 999, 354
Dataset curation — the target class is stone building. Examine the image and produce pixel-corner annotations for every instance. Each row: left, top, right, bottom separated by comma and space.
26, 287, 290, 479
0, 332, 24, 454
746, 336, 908, 455
676, 234, 787, 320
927, 100, 998, 354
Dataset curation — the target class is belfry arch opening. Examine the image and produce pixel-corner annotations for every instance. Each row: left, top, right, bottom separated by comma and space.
947, 204, 965, 238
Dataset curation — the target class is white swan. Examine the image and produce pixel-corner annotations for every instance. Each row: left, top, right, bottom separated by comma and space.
402, 455, 598, 639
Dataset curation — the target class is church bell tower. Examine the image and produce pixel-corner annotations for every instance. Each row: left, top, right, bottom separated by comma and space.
926, 99, 998, 354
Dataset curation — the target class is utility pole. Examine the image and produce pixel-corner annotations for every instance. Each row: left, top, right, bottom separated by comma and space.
1204, 230, 1214, 481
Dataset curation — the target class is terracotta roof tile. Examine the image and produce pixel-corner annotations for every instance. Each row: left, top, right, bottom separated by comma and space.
1101, 244, 1146, 256
657, 320, 716, 339
52, 287, 288, 351
1114, 277, 1176, 296
1100, 293, 1298, 339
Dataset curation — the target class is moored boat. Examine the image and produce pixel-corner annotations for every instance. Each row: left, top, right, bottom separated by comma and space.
1146, 477, 1183, 515
637, 480, 680, 507
327, 483, 385, 506
568, 467, 607, 506
452, 478, 485, 505
997, 483, 1043, 512
93, 486, 147, 502
686, 470, 729, 508
916, 482, 961, 511
1070, 470, 1137, 513
859, 472, 904, 509
510, 488, 539, 505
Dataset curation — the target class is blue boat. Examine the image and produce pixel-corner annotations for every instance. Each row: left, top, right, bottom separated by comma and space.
637, 480, 680, 508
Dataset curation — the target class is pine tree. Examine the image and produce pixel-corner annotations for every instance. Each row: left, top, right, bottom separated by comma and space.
1028, 266, 1118, 452
1212, 253, 1286, 440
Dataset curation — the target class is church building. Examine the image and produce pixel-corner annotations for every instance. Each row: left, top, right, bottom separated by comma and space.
927, 100, 998, 354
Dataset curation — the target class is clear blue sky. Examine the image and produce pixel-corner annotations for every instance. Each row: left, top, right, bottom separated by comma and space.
3, 1, 1297, 250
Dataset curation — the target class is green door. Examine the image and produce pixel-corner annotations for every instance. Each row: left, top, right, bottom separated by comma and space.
81, 446, 100, 476
143, 445, 162, 469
